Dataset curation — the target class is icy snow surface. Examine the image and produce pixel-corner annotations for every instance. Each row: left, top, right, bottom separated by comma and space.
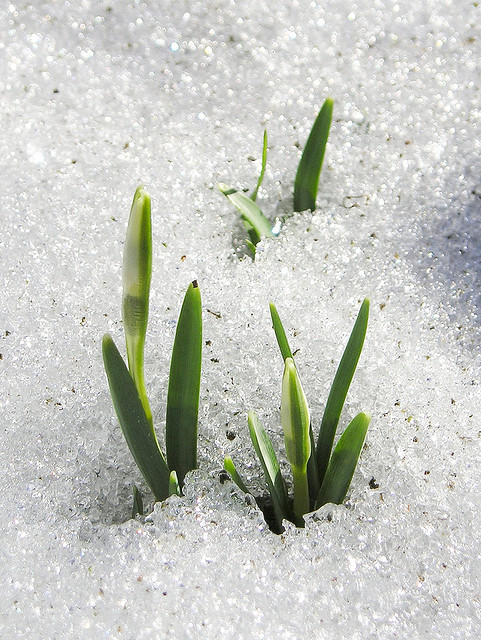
1, 0, 481, 638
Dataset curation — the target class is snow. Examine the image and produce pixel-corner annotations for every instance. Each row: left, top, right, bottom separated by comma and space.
1, 0, 480, 638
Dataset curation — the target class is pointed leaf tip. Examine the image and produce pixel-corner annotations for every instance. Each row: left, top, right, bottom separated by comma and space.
294, 97, 333, 212
166, 281, 203, 487
270, 302, 294, 363
316, 297, 369, 486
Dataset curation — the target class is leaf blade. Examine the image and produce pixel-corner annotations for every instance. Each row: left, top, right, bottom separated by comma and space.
122, 185, 153, 425
219, 183, 275, 240
269, 304, 318, 506
294, 98, 333, 212
316, 298, 369, 486
248, 410, 289, 529
307, 425, 320, 507
269, 301, 294, 362
224, 456, 250, 494
102, 333, 170, 501
169, 470, 181, 497
281, 358, 311, 518
251, 129, 268, 202
315, 412, 370, 508
166, 281, 203, 487
131, 485, 144, 518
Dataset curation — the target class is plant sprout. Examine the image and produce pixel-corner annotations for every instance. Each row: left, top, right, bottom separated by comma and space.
281, 358, 311, 521
293, 97, 333, 212
102, 186, 202, 506
225, 299, 370, 532
219, 98, 333, 256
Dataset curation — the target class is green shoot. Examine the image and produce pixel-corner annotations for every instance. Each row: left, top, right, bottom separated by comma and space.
269, 302, 319, 506
131, 485, 144, 518
269, 301, 294, 362
224, 456, 250, 494
251, 129, 268, 202
102, 333, 170, 501
248, 410, 290, 531
281, 358, 311, 520
169, 470, 181, 497
316, 299, 369, 486
218, 183, 275, 256
293, 97, 333, 212
220, 98, 332, 256
230, 298, 370, 531
307, 427, 320, 509
165, 281, 202, 488
103, 187, 203, 512
316, 412, 370, 508
122, 186, 153, 425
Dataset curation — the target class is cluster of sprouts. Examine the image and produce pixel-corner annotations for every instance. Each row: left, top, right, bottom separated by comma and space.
103, 99, 371, 531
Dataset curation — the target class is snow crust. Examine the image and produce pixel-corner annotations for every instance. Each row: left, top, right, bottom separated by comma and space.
1, 0, 481, 637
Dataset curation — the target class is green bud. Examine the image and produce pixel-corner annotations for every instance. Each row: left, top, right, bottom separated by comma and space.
122, 186, 152, 425
281, 357, 311, 472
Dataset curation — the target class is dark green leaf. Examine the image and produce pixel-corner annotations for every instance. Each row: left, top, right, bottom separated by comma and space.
307, 425, 320, 507
248, 410, 289, 530
294, 97, 333, 212
166, 281, 202, 487
315, 412, 370, 508
102, 333, 170, 501
316, 299, 369, 486
269, 301, 294, 362
224, 456, 250, 494
131, 485, 144, 518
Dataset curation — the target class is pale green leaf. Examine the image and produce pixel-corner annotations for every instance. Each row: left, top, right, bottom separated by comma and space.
122, 185, 153, 425
251, 129, 268, 202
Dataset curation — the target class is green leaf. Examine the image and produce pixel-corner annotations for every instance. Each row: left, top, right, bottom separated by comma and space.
122, 185, 153, 426
315, 412, 370, 508
102, 333, 170, 501
169, 470, 181, 497
248, 410, 289, 530
166, 280, 202, 488
281, 358, 311, 471
224, 456, 250, 494
131, 484, 144, 518
316, 299, 370, 486
219, 183, 275, 242
269, 301, 294, 362
268, 304, 318, 506
242, 218, 262, 256
251, 129, 268, 202
245, 237, 257, 256
307, 425, 320, 507
293, 97, 333, 212
281, 358, 311, 518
